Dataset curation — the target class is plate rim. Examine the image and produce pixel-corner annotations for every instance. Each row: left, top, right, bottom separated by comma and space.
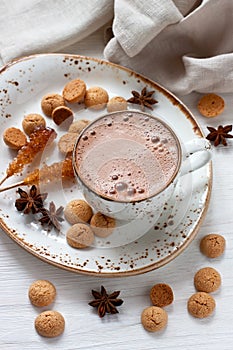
0, 53, 212, 277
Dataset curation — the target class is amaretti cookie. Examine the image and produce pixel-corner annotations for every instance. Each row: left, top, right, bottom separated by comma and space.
141, 306, 168, 332
66, 223, 95, 249
58, 133, 78, 155
200, 233, 226, 258
22, 113, 46, 135
62, 79, 86, 103
41, 93, 66, 117
3, 127, 27, 150
84, 86, 109, 109
35, 310, 65, 338
194, 267, 221, 293
90, 212, 115, 238
150, 283, 174, 307
52, 106, 73, 126
107, 96, 127, 112
187, 292, 216, 318
64, 199, 93, 224
68, 119, 90, 134
198, 93, 225, 117
28, 279, 56, 307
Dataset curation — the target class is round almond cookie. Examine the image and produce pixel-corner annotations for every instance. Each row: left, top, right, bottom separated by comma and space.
22, 113, 46, 135
194, 267, 221, 293
35, 310, 65, 338
200, 233, 226, 258
187, 292, 216, 318
62, 79, 86, 103
107, 96, 128, 112
64, 199, 93, 224
197, 93, 225, 117
41, 93, 66, 117
28, 279, 56, 307
150, 283, 174, 307
3, 127, 27, 150
90, 212, 115, 238
52, 106, 73, 126
66, 223, 95, 249
68, 119, 90, 134
141, 306, 168, 332
58, 133, 78, 155
84, 86, 109, 109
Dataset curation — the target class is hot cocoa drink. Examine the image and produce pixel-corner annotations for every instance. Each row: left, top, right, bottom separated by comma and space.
74, 111, 180, 202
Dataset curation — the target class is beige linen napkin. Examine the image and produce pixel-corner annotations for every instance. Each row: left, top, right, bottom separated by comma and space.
104, 0, 233, 94
0, 0, 113, 63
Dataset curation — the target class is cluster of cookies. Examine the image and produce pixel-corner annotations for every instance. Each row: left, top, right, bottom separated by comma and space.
28, 280, 65, 338
141, 233, 225, 333
64, 199, 115, 249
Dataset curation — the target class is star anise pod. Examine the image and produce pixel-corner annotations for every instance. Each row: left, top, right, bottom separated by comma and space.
89, 285, 124, 318
15, 185, 47, 214
206, 125, 233, 146
39, 201, 64, 231
127, 87, 158, 111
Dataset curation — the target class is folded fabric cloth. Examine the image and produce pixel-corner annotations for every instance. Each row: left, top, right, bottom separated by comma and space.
105, 0, 233, 94
0, 0, 113, 63
1, 0, 233, 95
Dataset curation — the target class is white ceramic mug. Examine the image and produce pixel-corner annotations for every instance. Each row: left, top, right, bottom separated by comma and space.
73, 110, 211, 243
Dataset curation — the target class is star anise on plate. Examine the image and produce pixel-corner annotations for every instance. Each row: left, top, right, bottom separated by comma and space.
127, 87, 158, 111
88, 285, 124, 318
206, 124, 233, 146
39, 201, 64, 231
15, 185, 47, 214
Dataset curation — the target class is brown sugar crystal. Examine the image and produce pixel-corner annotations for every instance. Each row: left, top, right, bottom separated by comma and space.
200, 233, 226, 258
150, 283, 174, 307
194, 267, 221, 293
35, 310, 65, 338
28, 279, 56, 307
141, 306, 168, 332
187, 292, 216, 318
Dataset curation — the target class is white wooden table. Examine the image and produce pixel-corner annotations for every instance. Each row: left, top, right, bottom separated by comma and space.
1, 27, 233, 350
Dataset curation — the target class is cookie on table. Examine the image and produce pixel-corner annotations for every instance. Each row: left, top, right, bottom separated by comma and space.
197, 93, 225, 117
3, 127, 27, 150
187, 292, 215, 318
62, 79, 86, 103
107, 96, 127, 112
28, 279, 56, 307
194, 267, 221, 293
58, 132, 78, 155
200, 233, 226, 258
84, 86, 109, 109
141, 306, 168, 332
64, 199, 93, 224
52, 106, 73, 126
41, 93, 66, 117
66, 223, 95, 249
150, 283, 174, 307
68, 119, 90, 134
35, 310, 65, 338
90, 212, 115, 238
22, 113, 46, 135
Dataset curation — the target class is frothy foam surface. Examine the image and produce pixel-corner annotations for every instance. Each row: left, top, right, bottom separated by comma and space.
75, 111, 180, 202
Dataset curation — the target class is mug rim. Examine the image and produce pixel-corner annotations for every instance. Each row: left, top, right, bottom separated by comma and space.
72, 110, 182, 204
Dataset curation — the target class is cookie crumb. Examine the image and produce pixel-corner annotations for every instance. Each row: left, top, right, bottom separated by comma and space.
64, 199, 93, 224
41, 93, 66, 117
66, 223, 95, 249
3, 127, 27, 150
198, 93, 225, 117
35, 310, 65, 338
150, 283, 174, 307
28, 279, 56, 307
187, 292, 215, 318
141, 306, 168, 332
200, 233, 226, 258
194, 267, 221, 293
90, 212, 115, 237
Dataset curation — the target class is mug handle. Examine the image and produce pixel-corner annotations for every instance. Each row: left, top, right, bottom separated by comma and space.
180, 138, 212, 176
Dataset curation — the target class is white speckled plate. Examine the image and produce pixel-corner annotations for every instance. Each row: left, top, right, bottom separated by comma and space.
0, 54, 212, 276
